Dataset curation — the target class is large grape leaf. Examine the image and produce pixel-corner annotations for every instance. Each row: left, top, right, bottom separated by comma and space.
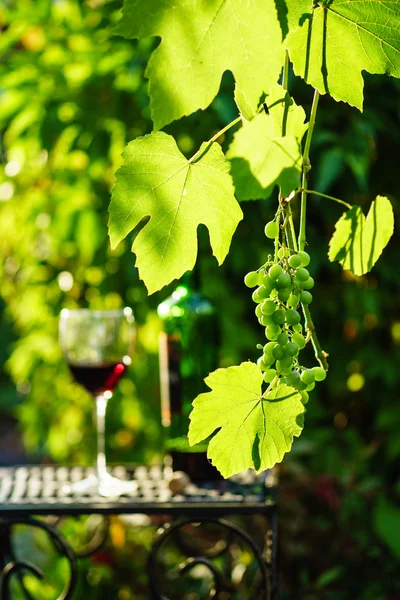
188, 362, 305, 478
227, 85, 307, 200
283, 0, 400, 110
267, 83, 308, 141
328, 195, 394, 275
108, 132, 242, 294
113, 0, 284, 129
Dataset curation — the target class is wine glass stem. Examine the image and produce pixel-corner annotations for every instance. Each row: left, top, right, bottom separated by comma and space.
95, 394, 109, 481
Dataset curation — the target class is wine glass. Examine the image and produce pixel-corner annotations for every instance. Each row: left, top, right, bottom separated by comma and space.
59, 307, 136, 497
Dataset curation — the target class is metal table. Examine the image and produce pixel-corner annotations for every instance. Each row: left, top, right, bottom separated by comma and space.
0, 465, 277, 599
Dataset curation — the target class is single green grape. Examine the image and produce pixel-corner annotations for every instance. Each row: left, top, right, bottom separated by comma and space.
284, 342, 299, 357
257, 356, 270, 371
306, 381, 316, 392
255, 304, 263, 318
261, 300, 277, 315
265, 221, 279, 239
289, 372, 307, 390
287, 293, 299, 308
297, 251, 310, 267
280, 355, 294, 368
278, 288, 291, 302
268, 264, 283, 280
288, 370, 301, 386
244, 271, 259, 288
277, 332, 289, 346
263, 342, 276, 356
296, 380, 308, 391
266, 324, 281, 340
288, 254, 302, 269
295, 267, 310, 282
252, 289, 263, 303
312, 366, 327, 381
260, 314, 274, 326
300, 290, 313, 305
278, 247, 290, 259
300, 391, 309, 404
263, 369, 277, 383
302, 277, 315, 290
262, 274, 274, 292
293, 323, 303, 333
281, 365, 294, 376
275, 272, 292, 289
271, 308, 286, 324
276, 360, 290, 373
272, 344, 285, 360
262, 354, 274, 368
256, 285, 270, 300
286, 309, 301, 325
301, 369, 315, 385
292, 332, 306, 349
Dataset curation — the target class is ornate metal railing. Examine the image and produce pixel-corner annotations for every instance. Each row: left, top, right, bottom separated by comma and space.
0, 465, 277, 599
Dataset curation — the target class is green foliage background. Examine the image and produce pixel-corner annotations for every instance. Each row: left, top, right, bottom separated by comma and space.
0, 0, 400, 598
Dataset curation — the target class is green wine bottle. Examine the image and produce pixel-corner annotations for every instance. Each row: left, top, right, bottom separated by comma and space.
157, 273, 221, 481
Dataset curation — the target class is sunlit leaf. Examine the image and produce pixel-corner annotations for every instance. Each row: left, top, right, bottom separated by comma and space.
113, 0, 284, 129
283, 0, 400, 110
109, 132, 242, 294
227, 85, 306, 200
328, 195, 394, 275
189, 362, 304, 478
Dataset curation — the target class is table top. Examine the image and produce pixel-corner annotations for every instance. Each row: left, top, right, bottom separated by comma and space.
0, 465, 277, 517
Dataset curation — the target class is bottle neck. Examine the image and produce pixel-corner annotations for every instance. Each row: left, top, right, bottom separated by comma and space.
181, 264, 201, 292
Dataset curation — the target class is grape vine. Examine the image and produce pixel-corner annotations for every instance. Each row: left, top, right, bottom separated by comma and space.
243, 63, 329, 408
110, 0, 398, 478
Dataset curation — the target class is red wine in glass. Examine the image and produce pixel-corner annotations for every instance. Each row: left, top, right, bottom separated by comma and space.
68, 362, 126, 396
59, 307, 135, 497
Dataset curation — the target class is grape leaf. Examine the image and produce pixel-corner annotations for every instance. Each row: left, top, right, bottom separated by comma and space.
113, 0, 284, 129
227, 85, 306, 200
108, 132, 242, 294
188, 361, 305, 478
283, 0, 400, 110
266, 83, 308, 141
328, 195, 394, 275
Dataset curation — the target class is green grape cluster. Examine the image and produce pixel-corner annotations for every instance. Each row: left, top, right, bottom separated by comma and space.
244, 242, 326, 404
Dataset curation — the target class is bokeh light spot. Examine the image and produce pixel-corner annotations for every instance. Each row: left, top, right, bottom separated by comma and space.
334, 412, 348, 429
58, 271, 74, 292
0, 182, 15, 201
4, 161, 21, 177
347, 373, 365, 392
391, 322, 400, 344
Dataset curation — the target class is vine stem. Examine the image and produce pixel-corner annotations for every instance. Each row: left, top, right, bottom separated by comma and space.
278, 59, 328, 370
189, 116, 242, 163
280, 51, 298, 251
298, 89, 320, 251
303, 305, 329, 370
304, 189, 351, 209
282, 51, 289, 97
295, 89, 329, 370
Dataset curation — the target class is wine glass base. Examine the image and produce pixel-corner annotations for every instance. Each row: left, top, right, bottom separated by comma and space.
62, 472, 137, 498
